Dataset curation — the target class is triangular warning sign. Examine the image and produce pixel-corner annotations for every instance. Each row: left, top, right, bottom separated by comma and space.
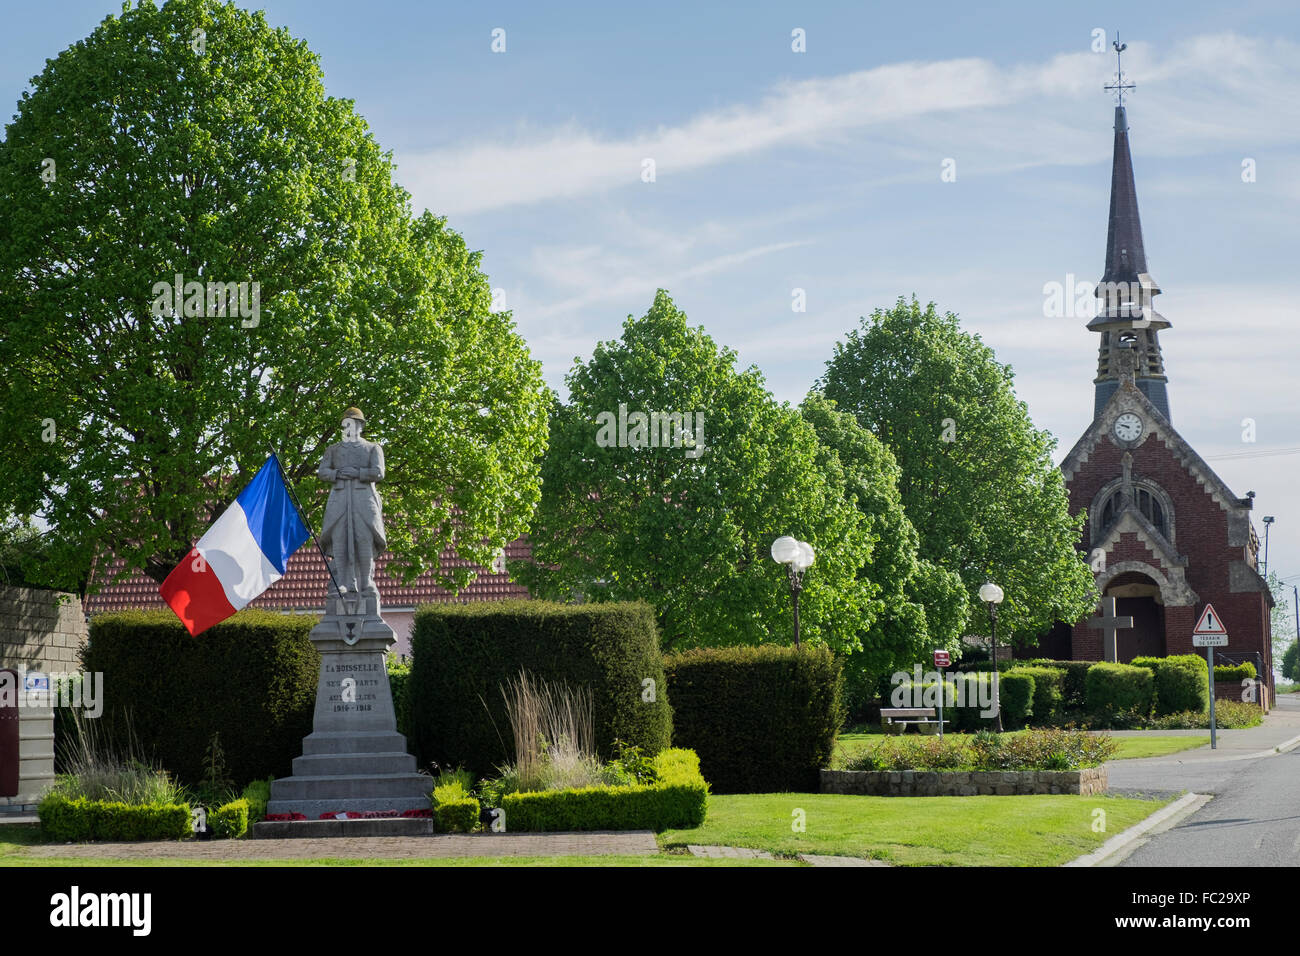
1193, 604, 1228, 635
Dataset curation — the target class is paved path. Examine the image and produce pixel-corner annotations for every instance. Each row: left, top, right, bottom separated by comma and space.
1109, 695, 1300, 866
685, 844, 887, 866
1107, 694, 1300, 797
26, 831, 659, 860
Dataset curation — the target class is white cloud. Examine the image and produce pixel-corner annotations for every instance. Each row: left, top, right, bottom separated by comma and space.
395, 34, 1300, 217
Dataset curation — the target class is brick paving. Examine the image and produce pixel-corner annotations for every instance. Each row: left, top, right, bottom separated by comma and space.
686, 844, 775, 860
26, 830, 659, 860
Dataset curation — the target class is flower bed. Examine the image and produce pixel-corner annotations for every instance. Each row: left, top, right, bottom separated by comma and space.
821, 766, 1107, 796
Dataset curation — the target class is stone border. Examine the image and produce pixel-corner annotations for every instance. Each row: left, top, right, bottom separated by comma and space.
820, 765, 1107, 796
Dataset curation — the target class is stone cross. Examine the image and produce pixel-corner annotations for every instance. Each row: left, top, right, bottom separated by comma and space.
1089, 596, 1134, 662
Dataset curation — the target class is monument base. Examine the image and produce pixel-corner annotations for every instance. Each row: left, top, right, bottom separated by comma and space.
267, 601, 430, 818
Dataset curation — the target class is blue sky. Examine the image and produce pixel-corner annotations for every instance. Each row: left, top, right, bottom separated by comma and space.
4, 0, 1299, 609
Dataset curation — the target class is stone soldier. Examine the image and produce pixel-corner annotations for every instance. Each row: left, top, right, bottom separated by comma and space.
318, 407, 387, 600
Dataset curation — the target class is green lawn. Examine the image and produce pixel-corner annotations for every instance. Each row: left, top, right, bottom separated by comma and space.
833, 730, 1207, 766
660, 792, 1170, 866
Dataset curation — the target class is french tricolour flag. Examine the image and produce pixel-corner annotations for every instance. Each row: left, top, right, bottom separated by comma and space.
160, 456, 309, 636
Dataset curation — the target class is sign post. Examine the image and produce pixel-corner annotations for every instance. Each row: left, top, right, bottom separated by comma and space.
1192, 604, 1229, 750
933, 650, 951, 740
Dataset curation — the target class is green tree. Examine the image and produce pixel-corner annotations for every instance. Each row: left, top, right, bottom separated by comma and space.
516, 290, 876, 659
1267, 571, 1296, 663
1282, 641, 1298, 684
0, 0, 548, 590
799, 392, 967, 690
817, 296, 1097, 642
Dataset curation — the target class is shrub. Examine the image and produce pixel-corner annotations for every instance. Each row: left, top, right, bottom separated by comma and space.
1086, 663, 1154, 720
409, 601, 671, 778
431, 781, 479, 834
38, 793, 191, 842
950, 672, 998, 732
1019, 659, 1092, 709
1011, 666, 1063, 722
998, 672, 1035, 728
1213, 700, 1264, 729
212, 799, 249, 839
498, 747, 708, 832
1283, 642, 1299, 682
240, 778, 273, 824
1132, 655, 1208, 716
83, 610, 319, 785
387, 653, 413, 738
1213, 662, 1256, 682
52, 708, 187, 806
664, 644, 844, 793
967, 728, 1117, 771
849, 735, 966, 771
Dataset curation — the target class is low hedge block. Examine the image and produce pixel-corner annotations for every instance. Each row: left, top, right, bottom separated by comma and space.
998, 672, 1034, 727
1132, 655, 1208, 716
39, 793, 192, 842
1011, 666, 1063, 721
212, 799, 249, 839
1214, 662, 1256, 682
1019, 659, 1092, 709
1086, 662, 1154, 718
664, 645, 844, 793
410, 601, 671, 778
498, 748, 708, 832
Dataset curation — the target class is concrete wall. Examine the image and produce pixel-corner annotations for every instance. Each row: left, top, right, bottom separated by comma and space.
0, 585, 88, 672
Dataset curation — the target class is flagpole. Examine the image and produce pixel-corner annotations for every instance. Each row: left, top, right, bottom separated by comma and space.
264, 443, 346, 602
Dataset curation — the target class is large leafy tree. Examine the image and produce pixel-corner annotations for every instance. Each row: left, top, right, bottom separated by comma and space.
800, 392, 967, 686
0, 0, 548, 590
818, 296, 1096, 642
516, 290, 877, 657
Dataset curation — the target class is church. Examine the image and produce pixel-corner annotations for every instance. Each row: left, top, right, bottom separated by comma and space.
1030, 77, 1274, 692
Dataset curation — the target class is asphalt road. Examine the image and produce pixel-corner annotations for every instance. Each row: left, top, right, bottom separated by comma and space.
1118, 696, 1300, 867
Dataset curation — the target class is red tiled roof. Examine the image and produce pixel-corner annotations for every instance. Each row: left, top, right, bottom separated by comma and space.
85, 539, 533, 615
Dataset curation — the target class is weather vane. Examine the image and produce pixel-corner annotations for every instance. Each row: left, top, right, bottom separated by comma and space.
1104, 31, 1136, 105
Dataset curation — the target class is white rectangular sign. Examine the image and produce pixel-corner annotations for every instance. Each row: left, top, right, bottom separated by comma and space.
1192, 634, 1228, 647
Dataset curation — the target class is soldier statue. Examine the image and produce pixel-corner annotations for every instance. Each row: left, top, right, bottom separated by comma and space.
318, 407, 387, 604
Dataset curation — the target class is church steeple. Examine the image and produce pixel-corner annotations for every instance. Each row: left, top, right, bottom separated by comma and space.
1090, 39, 1171, 422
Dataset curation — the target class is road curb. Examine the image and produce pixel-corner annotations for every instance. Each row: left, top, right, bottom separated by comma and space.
1063, 792, 1209, 867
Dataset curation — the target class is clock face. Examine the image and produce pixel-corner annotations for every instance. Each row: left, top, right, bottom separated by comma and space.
1113, 413, 1143, 442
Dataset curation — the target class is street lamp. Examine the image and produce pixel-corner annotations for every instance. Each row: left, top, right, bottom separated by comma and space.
772, 536, 815, 648
1262, 516, 1275, 579
979, 581, 1005, 732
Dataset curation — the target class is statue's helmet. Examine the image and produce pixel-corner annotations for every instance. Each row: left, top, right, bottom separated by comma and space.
342, 407, 365, 424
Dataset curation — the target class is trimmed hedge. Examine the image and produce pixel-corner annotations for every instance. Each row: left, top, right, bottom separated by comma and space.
1086, 662, 1154, 718
212, 799, 249, 839
83, 610, 319, 785
664, 644, 844, 793
240, 778, 273, 824
498, 747, 708, 832
998, 672, 1035, 727
1132, 655, 1209, 716
410, 601, 672, 778
38, 793, 191, 842
1012, 666, 1063, 721
387, 655, 413, 738
1214, 662, 1256, 682
431, 782, 479, 833
1019, 659, 1093, 710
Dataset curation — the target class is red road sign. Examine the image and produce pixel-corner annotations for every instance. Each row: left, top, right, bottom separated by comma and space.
1193, 604, 1228, 636
933, 650, 951, 668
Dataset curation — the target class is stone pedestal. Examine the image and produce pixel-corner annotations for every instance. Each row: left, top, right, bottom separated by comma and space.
267, 594, 430, 818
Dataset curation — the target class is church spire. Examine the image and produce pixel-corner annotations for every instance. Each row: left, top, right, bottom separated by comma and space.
1090, 34, 1171, 422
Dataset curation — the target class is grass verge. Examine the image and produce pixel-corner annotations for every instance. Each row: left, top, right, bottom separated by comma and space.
659, 792, 1171, 866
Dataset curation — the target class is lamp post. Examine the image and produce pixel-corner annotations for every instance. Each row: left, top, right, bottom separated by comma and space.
979, 581, 1005, 732
1262, 516, 1275, 579
771, 536, 815, 648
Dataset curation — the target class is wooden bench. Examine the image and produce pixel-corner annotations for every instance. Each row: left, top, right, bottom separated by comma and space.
879, 707, 948, 735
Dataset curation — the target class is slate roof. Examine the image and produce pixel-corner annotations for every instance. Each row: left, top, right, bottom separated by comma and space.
84, 538, 533, 615
1102, 105, 1148, 285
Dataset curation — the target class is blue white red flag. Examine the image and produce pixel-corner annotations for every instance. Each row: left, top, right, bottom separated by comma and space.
160, 456, 309, 636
